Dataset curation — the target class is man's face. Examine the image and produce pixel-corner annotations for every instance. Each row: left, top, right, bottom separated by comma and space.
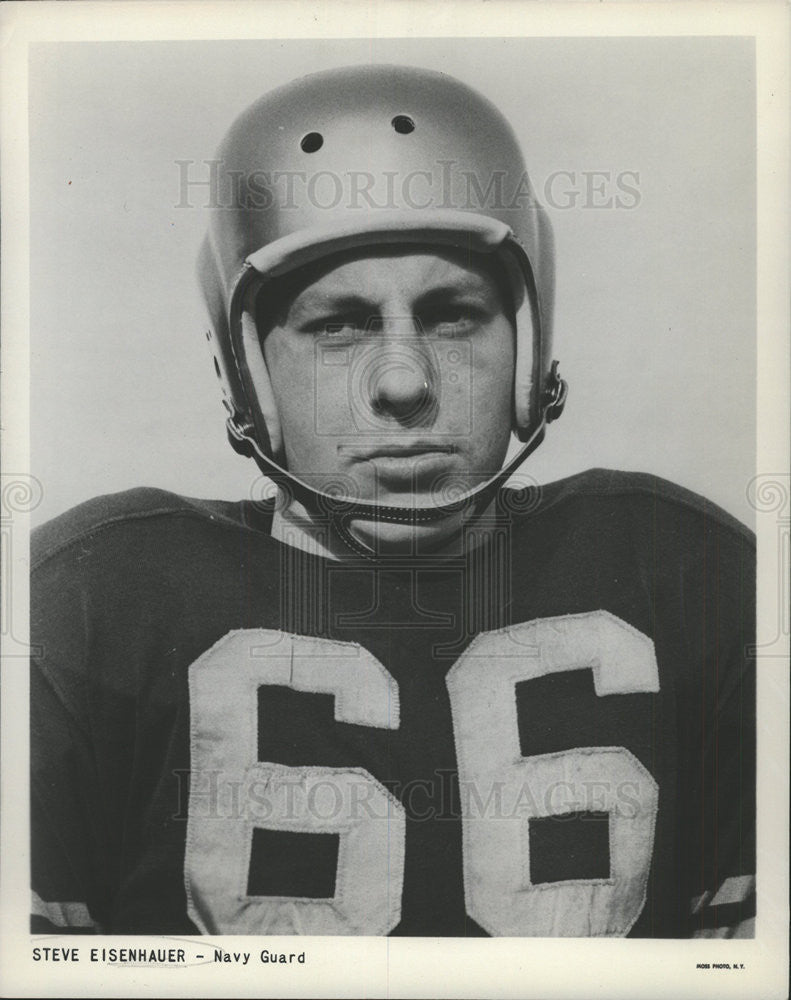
261, 247, 519, 549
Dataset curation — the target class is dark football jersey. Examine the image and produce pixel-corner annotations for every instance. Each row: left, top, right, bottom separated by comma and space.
30, 469, 755, 937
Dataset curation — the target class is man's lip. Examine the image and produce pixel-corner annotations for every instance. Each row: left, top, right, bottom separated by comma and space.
339, 443, 457, 460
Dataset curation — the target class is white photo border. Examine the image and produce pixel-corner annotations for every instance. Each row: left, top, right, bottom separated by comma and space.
1, 3, 788, 998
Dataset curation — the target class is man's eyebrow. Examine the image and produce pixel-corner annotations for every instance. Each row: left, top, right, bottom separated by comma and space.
412, 282, 497, 308
276, 270, 506, 327
288, 291, 375, 321
292, 279, 496, 313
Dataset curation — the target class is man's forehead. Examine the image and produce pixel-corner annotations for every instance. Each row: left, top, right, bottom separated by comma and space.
279, 245, 506, 309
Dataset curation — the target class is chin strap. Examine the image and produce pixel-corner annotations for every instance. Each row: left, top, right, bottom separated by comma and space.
221, 233, 568, 558
226, 363, 566, 559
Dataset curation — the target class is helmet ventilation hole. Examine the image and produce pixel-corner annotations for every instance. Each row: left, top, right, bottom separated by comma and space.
300, 132, 324, 153
391, 115, 415, 134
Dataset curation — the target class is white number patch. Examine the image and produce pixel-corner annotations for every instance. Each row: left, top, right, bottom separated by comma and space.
185, 612, 659, 936
186, 630, 405, 935
447, 611, 659, 936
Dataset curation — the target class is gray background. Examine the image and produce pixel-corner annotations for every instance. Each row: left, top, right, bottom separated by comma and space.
29, 37, 756, 526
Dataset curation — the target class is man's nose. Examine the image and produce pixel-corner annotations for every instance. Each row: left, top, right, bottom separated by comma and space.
363, 318, 437, 426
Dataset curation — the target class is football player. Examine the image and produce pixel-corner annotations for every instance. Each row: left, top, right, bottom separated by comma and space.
31, 64, 755, 937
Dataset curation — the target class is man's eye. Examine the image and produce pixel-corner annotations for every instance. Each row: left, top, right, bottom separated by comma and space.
419, 307, 478, 335
322, 317, 366, 337
326, 316, 387, 337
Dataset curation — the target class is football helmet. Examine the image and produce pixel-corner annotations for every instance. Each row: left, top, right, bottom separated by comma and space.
197, 64, 567, 554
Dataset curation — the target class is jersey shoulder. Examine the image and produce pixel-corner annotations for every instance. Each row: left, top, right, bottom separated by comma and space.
30, 488, 276, 719
31, 486, 274, 572
519, 467, 754, 546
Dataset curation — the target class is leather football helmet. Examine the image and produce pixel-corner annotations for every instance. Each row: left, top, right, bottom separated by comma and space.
197, 64, 567, 553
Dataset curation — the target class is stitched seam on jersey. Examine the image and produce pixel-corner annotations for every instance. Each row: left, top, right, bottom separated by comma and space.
234, 764, 405, 935
520, 471, 755, 546
519, 746, 658, 937
238, 498, 274, 531
31, 752, 112, 931
518, 744, 660, 937
31, 472, 754, 578
31, 656, 123, 928
31, 504, 259, 573
30, 784, 97, 909
184, 666, 201, 932
445, 610, 656, 686
185, 631, 405, 935
201, 629, 403, 728
31, 655, 93, 743
615, 746, 659, 937
448, 619, 660, 936
31, 891, 99, 930
452, 707, 497, 938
